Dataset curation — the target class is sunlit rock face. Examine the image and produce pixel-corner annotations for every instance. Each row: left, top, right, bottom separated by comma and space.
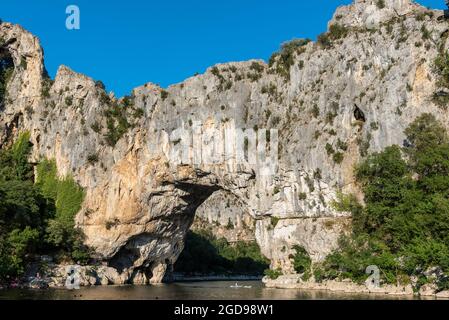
2, 0, 449, 282
332, 0, 420, 29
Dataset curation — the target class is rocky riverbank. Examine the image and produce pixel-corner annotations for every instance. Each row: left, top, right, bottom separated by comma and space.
0, 260, 264, 290
4, 264, 449, 300
262, 275, 449, 299
10, 265, 127, 289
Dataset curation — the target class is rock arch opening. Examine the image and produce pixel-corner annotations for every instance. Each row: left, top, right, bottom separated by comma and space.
172, 189, 269, 280
106, 169, 266, 284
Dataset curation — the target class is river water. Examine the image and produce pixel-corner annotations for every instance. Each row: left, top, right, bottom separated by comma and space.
0, 281, 423, 300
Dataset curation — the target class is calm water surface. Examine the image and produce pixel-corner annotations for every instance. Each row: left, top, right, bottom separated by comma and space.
0, 281, 424, 300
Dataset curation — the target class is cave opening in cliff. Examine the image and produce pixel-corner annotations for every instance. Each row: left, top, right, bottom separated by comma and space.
0, 48, 14, 110
354, 104, 366, 122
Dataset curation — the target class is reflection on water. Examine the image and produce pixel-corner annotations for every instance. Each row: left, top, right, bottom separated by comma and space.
0, 281, 423, 300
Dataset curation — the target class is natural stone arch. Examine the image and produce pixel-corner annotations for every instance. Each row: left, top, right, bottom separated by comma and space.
100, 161, 256, 284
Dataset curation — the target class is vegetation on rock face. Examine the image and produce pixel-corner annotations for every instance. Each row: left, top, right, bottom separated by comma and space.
264, 268, 282, 280
376, 0, 385, 10
318, 24, 349, 49
316, 114, 449, 292
174, 230, 269, 276
0, 53, 14, 107
160, 89, 169, 101
36, 159, 88, 261
97, 90, 143, 147
434, 50, 449, 87
269, 38, 310, 80
291, 245, 312, 280
41, 76, 54, 99
0, 133, 89, 283
270, 216, 280, 229
264, 244, 313, 281
433, 50, 449, 109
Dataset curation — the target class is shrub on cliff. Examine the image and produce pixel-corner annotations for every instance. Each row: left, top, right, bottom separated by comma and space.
269, 38, 310, 80
376, 0, 385, 9
264, 268, 282, 280
318, 24, 349, 49
328, 24, 349, 40
434, 51, 449, 88
95, 85, 141, 147
432, 51, 449, 108
317, 33, 332, 49
291, 245, 312, 280
0, 54, 14, 106
102, 95, 139, 147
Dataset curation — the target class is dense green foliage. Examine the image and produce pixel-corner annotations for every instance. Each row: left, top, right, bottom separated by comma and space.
264, 268, 282, 280
0, 133, 44, 280
264, 244, 313, 281
174, 230, 269, 275
0, 133, 89, 283
318, 114, 449, 291
0, 54, 14, 106
291, 245, 312, 280
36, 159, 89, 262
434, 51, 449, 89
432, 48, 449, 108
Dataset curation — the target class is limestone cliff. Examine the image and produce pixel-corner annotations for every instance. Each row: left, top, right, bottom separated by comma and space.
1, 0, 449, 284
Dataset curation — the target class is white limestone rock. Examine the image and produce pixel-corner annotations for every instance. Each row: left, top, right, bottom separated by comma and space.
1, 0, 449, 282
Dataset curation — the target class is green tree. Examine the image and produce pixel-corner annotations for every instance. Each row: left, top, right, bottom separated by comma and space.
35, 159, 88, 261
320, 113, 449, 290
292, 245, 312, 280
0, 133, 89, 282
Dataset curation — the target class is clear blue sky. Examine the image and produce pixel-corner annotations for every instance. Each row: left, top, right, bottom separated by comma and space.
0, 0, 445, 97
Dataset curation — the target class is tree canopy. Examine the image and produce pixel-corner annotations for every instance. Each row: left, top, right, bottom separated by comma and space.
0, 133, 89, 283
318, 114, 449, 292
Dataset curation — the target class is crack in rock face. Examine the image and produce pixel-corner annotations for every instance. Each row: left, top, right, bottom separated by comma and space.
2, 0, 449, 282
